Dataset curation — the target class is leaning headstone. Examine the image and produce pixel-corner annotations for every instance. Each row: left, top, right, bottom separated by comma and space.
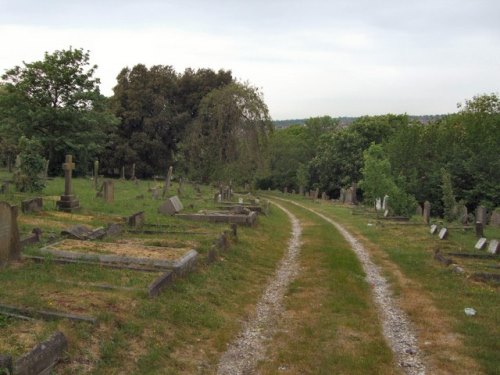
56, 155, 80, 212
430, 224, 438, 234
375, 198, 382, 211
423, 201, 431, 224
490, 209, 500, 227
21, 197, 43, 213
487, 239, 499, 255
158, 196, 184, 216
474, 237, 487, 250
416, 204, 423, 216
103, 180, 114, 203
438, 228, 448, 240
0, 201, 21, 264
476, 205, 487, 226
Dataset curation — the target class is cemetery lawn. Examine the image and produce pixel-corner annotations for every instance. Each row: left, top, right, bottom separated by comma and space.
271, 193, 498, 375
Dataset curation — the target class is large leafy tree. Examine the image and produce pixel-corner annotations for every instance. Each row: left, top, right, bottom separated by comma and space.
0, 47, 117, 174
184, 82, 273, 184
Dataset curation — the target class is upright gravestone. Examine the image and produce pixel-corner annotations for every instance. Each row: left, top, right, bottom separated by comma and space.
314, 188, 319, 200
0, 201, 21, 264
178, 177, 183, 196
430, 224, 438, 234
351, 183, 358, 204
423, 201, 431, 224
416, 204, 423, 216
375, 198, 382, 211
121, 166, 125, 180
93, 160, 99, 190
382, 195, 389, 210
21, 197, 43, 213
321, 192, 327, 200
131, 163, 136, 180
339, 188, 345, 203
475, 222, 483, 238
103, 180, 114, 203
284, 186, 288, 195
476, 206, 487, 226
163, 166, 173, 198
56, 155, 80, 213
490, 210, 500, 227
344, 189, 353, 204
43, 159, 49, 181
438, 228, 448, 240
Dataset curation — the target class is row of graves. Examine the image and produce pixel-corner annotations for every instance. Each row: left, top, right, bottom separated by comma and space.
0, 155, 268, 375
282, 183, 358, 205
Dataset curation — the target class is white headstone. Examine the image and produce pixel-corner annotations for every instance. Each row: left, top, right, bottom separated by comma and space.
430, 224, 438, 234
375, 198, 382, 211
384, 209, 389, 217
474, 237, 487, 250
238, 198, 243, 204
487, 239, 499, 254
438, 228, 448, 240
382, 195, 389, 210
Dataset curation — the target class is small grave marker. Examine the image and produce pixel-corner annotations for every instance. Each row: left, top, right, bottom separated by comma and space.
158, 196, 183, 216
474, 237, 487, 250
416, 204, 422, 216
103, 180, 114, 203
21, 197, 43, 213
476, 205, 487, 225
487, 239, 499, 255
491, 210, 500, 227
423, 201, 431, 224
430, 224, 438, 234
127, 211, 145, 228
438, 228, 448, 240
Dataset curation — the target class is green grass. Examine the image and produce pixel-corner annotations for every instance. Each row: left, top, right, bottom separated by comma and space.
268, 193, 499, 375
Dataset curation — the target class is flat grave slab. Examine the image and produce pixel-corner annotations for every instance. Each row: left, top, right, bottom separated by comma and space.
39, 239, 197, 269
176, 210, 257, 226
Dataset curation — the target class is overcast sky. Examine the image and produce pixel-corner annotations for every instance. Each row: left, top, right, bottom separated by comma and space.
1, 0, 499, 119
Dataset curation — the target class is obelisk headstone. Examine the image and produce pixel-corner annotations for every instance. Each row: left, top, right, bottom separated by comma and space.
0, 201, 21, 264
56, 155, 80, 212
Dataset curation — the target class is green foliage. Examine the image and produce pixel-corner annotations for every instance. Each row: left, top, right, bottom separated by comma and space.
184, 82, 272, 184
359, 144, 416, 216
0, 47, 117, 175
14, 136, 45, 192
441, 168, 456, 222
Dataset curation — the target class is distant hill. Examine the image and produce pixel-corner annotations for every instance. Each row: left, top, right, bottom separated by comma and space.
273, 115, 445, 129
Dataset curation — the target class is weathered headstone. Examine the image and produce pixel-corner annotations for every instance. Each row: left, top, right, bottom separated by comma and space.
120, 166, 125, 180
345, 189, 353, 204
438, 228, 448, 240
384, 209, 389, 217
158, 196, 184, 216
56, 155, 80, 212
416, 204, 422, 216
487, 239, 499, 254
0, 201, 21, 264
476, 205, 487, 226
178, 177, 184, 196
314, 188, 319, 200
127, 211, 145, 228
490, 209, 500, 227
321, 192, 327, 200
21, 197, 43, 214
131, 163, 136, 180
423, 201, 431, 224
375, 198, 382, 211
163, 166, 173, 197
103, 180, 114, 203
474, 237, 487, 250
430, 224, 438, 234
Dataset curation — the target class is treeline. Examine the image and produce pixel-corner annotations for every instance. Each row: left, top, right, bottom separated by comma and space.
0, 47, 272, 186
261, 99, 500, 216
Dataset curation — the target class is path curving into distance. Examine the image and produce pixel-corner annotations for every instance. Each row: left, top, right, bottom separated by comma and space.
217, 201, 302, 375
273, 197, 427, 375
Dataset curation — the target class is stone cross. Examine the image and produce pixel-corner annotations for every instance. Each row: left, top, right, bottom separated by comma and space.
62, 154, 75, 196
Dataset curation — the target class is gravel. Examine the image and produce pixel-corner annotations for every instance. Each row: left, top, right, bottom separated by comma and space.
217, 202, 302, 375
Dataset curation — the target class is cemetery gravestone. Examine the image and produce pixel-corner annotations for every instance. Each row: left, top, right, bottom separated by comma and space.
158, 196, 184, 216
382, 195, 389, 210
21, 197, 43, 213
127, 211, 145, 228
351, 183, 358, 204
416, 204, 422, 216
299, 186, 304, 196
487, 239, 499, 255
490, 210, 500, 227
375, 198, 382, 211
163, 166, 173, 197
430, 224, 438, 234
56, 155, 80, 213
120, 166, 125, 180
345, 189, 353, 204
103, 180, 114, 203
284, 187, 288, 194
93, 160, 99, 190
475, 222, 483, 238
0, 201, 21, 264
131, 163, 136, 180
423, 201, 431, 224
476, 206, 487, 226
314, 188, 319, 200
474, 237, 487, 250
321, 192, 327, 200
438, 228, 448, 240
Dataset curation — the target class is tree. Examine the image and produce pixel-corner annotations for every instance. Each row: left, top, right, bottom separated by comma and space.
0, 47, 117, 174
184, 82, 272, 184
14, 137, 45, 192
441, 168, 456, 222
359, 144, 416, 216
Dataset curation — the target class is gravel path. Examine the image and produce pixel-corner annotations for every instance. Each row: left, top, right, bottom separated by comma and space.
217, 202, 301, 375
278, 198, 427, 375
